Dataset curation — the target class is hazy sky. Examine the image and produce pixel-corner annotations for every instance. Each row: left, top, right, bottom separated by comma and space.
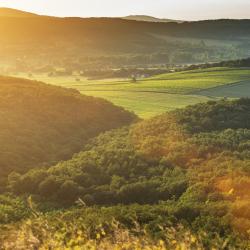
1, 0, 250, 20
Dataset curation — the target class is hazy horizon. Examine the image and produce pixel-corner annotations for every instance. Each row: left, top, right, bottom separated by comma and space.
1, 0, 250, 21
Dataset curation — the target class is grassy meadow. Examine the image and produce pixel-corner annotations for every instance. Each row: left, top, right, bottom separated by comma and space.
13, 67, 250, 118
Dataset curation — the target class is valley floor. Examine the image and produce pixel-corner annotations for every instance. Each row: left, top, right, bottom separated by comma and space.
10, 67, 250, 118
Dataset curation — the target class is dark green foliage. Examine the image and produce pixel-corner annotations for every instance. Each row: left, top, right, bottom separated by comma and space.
174, 98, 250, 133
38, 176, 61, 197
185, 57, 250, 71
8, 126, 189, 205
0, 76, 136, 184
3, 98, 250, 244
9, 99, 250, 209
1, 16, 250, 70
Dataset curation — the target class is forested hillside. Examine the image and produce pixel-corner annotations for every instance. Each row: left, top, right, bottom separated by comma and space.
185, 57, 250, 71
1, 9, 250, 69
1, 14, 250, 50
0, 76, 136, 186
1, 4, 250, 249
2, 99, 249, 248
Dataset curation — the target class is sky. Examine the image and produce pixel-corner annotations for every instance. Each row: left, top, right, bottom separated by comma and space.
0, 0, 250, 20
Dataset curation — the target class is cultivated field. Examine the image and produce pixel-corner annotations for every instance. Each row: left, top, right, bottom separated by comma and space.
12, 67, 250, 118
197, 80, 250, 98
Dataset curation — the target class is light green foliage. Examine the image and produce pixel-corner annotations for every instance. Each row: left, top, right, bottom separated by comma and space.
16, 67, 250, 118
0, 195, 28, 224
1, 205, 248, 249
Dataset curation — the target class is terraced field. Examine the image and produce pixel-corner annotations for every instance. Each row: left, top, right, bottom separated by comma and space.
12, 67, 250, 118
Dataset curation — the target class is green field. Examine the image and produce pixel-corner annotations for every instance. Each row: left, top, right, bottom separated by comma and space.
197, 80, 250, 98
12, 67, 250, 118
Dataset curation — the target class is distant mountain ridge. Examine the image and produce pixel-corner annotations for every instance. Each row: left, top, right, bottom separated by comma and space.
0, 7, 38, 17
123, 15, 183, 23
0, 8, 250, 66
0, 8, 181, 22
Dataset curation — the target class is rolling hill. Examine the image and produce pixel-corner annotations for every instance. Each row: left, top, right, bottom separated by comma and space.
0, 7, 38, 17
10, 98, 250, 203
0, 76, 136, 185
123, 15, 181, 23
4, 99, 249, 248
1, 6, 250, 250
0, 9, 250, 68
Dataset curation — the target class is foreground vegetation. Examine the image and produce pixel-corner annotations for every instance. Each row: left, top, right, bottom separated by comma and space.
1, 205, 248, 249
1, 98, 250, 248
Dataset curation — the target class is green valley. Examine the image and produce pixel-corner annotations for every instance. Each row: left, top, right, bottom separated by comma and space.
1, 5, 250, 249
14, 67, 250, 118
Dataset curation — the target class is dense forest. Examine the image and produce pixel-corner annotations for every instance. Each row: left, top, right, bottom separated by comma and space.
1, 97, 249, 248
0, 76, 136, 187
183, 57, 250, 71
86, 56, 250, 80
1, 8, 250, 72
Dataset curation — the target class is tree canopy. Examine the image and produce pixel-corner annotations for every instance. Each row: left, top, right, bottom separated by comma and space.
0, 76, 136, 185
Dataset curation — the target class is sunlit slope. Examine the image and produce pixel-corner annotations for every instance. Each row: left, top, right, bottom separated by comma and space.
0, 76, 136, 181
23, 67, 250, 118
2, 99, 250, 248
0, 13, 250, 61
77, 67, 250, 93
80, 91, 211, 118
1, 206, 245, 249
11, 98, 250, 204
0, 8, 38, 18
10, 99, 250, 240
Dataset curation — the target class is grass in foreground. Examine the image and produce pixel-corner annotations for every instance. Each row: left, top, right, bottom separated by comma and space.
1, 209, 244, 250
